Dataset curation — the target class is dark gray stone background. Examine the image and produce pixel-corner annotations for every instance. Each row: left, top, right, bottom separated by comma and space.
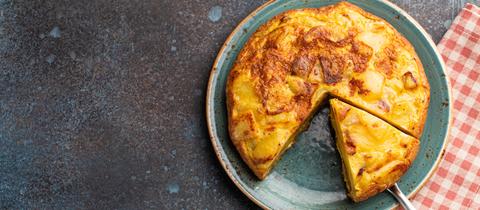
0, 0, 477, 209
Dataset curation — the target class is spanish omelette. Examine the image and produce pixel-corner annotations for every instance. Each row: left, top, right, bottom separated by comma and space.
330, 99, 419, 202
225, 1, 430, 201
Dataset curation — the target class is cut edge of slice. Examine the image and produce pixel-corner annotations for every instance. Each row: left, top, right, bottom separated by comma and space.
329, 94, 423, 139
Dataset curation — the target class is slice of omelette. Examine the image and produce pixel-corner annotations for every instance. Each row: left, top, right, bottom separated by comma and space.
330, 99, 419, 202
226, 2, 429, 179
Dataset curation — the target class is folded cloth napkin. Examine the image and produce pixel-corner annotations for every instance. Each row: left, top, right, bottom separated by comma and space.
412, 3, 480, 209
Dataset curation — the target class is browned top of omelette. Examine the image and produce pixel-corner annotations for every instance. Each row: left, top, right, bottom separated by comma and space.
226, 2, 429, 180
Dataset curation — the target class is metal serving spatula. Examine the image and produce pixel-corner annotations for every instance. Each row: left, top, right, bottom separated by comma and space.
387, 183, 416, 210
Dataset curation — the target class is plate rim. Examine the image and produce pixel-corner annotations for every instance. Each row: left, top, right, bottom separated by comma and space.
205, 0, 453, 209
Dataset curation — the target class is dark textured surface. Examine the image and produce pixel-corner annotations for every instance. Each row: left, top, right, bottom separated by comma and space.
0, 0, 475, 209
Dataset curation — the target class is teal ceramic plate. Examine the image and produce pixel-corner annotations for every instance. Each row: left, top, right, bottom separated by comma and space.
206, 0, 451, 209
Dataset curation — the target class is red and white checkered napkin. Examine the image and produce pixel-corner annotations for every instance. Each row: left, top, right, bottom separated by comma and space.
412, 3, 480, 209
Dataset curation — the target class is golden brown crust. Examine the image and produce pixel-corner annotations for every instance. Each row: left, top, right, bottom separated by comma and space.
226, 1, 429, 184
341, 2, 430, 138
412, 50, 430, 137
